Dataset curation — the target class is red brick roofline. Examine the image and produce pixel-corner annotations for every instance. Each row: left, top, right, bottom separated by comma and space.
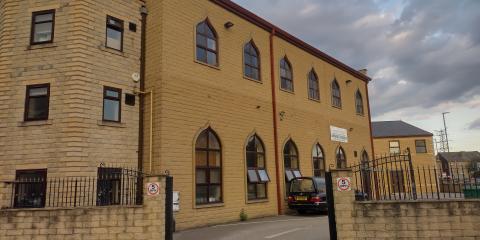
209, 0, 372, 83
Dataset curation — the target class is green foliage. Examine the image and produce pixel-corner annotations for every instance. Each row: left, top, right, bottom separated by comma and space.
239, 208, 248, 221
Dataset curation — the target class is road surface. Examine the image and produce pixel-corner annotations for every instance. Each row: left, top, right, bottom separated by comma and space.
173, 213, 330, 240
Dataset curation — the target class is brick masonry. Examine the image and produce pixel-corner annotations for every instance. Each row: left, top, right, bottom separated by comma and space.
0, 0, 143, 180
145, 0, 373, 230
373, 136, 436, 167
331, 169, 480, 240
0, 175, 166, 240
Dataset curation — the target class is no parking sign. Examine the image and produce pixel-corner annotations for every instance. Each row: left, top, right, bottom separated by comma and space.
336, 177, 351, 191
146, 182, 160, 196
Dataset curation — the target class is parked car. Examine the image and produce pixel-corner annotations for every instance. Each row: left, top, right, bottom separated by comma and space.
287, 177, 327, 214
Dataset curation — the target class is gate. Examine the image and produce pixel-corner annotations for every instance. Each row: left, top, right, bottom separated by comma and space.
351, 148, 417, 201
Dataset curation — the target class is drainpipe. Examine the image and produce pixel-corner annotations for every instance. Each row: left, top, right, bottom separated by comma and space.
365, 81, 378, 198
138, 5, 148, 172
269, 28, 282, 215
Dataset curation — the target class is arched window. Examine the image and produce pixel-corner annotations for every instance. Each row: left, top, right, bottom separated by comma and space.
246, 134, 269, 200
312, 144, 325, 177
196, 20, 218, 66
284, 139, 301, 194
195, 128, 222, 204
308, 70, 320, 100
355, 90, 364, 115
331, 79, 342, 108
280, 57, 293, 91
244, 41, 260, 81
336, 147, 347, 168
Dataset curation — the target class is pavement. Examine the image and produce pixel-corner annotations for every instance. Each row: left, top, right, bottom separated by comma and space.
173, 213, 330, 240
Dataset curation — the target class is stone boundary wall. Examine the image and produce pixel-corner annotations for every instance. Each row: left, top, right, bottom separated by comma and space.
0, 175, 166, 240
331, 169, 480, 240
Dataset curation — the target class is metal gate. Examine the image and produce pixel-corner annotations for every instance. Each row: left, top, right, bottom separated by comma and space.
351, 148, 417, 201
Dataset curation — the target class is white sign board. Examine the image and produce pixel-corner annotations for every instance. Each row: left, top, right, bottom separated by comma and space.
336, 177, 352, 191
146, 182, 160, 196
173, 191, 180, 212
330, 126, 348, 143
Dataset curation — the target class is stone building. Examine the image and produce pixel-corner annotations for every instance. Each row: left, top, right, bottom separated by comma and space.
144, 0, 372, 229
1, 0, 374, 230
372, 120, 436, 167
437, 151, 480, 175
0, 0, 144, 179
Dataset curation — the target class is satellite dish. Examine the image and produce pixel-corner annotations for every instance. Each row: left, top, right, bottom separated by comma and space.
132, 72, 140, 82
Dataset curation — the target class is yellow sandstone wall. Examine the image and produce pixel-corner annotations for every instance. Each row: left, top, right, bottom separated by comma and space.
0, 0, 143, 180
373, 136, 436, 167
145, 0, 373, 230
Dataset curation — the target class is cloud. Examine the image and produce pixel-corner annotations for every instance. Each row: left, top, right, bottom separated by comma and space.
469, 118, 480, 130
233, 0, 480, 118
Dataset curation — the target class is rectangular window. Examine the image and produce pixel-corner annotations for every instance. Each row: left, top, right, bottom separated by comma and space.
14, 169, 47, 208
106, 16, 124, 51
247, 169, 269, 200
97, 168, 122, 206
389, 141, 400, 154
103, 86, 121, 122
31, 10, 55, 45
415, 140, 427, 153
24, 84, 50, 121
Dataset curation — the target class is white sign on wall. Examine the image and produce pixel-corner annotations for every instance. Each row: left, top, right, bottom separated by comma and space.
330, 126, 348, 143
173, 191, 180, 212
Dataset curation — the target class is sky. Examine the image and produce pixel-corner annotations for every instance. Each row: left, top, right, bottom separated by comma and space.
233, 0, 480, 152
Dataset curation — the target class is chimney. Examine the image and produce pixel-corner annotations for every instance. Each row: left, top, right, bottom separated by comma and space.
359, 69, 368, 75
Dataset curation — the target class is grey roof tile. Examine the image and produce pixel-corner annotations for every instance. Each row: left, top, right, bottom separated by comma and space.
372, 120, 433, 138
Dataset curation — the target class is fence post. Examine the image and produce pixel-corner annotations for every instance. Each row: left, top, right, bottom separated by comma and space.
325, 171, 337, 240
407, 148, 417, 200
74, 179, 78, 207
165, 176, 173, 240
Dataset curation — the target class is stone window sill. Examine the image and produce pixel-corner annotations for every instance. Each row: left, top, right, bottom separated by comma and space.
97, 120, 126, 128
26, 43, 58, 51
194, 203, 224, 209
99, 46, 126, 57
18, 120, 53, 127
247, 199, 269, 204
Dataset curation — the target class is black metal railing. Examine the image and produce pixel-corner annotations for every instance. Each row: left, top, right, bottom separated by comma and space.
352, 153, 480, 201
8, 167, 143, 209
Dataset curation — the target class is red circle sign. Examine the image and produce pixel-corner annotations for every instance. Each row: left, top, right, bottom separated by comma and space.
147, 182, 160, 196
337, 177, 351, 191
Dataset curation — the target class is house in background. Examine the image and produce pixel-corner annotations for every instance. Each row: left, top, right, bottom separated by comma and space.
372, 121, 436, 167
437, 151, 480, 176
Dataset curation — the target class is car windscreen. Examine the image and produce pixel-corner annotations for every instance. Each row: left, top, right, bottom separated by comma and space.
313, 178, 326, 193
290, 178, 315, 193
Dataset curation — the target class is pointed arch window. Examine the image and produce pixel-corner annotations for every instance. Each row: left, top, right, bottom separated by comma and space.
284, 140, 301, 195
280, 57, 293, 91
355, 90, 364, 115
246, 134, 269, 200
244, 41, 260, 81
308, 70, 320, 100
312, 144, 325, 177
196, 20, 218, 66
331, 79, 342, 108
336, 147, 347, 168
195, 128, 222, 204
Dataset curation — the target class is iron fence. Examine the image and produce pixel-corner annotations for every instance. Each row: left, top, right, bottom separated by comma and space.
352, 152, 480, 201
7, 167, 143, 209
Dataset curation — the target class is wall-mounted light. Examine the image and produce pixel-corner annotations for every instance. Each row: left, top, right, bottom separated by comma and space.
224, 21, 234, 29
